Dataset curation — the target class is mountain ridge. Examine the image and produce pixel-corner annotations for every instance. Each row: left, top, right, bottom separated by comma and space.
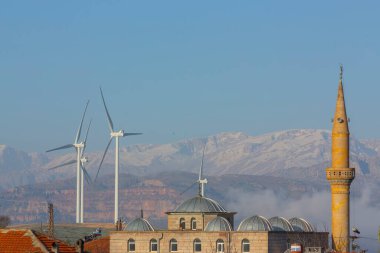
1, 129, 380, 189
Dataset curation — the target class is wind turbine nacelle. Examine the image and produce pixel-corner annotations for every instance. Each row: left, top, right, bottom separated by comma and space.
111, 130, 124, 137
81, 157, 88, 163
199, 179, 208, 184
74, 142, 85, 148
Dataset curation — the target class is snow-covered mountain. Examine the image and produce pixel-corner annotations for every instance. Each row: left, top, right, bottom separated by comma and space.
1, 129, 379, 189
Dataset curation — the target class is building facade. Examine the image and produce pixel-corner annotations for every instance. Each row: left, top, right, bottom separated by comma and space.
110, 195, 328, 253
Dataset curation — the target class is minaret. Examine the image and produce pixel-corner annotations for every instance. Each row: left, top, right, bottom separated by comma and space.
326, 65, 355, 252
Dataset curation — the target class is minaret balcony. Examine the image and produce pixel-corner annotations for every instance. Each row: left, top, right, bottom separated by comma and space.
326, 167, 355, 181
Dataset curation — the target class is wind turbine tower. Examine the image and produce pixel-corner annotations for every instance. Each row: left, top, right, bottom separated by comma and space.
46, 101, 90, 223
198, 145, 208, 197
96, 88, 142, 223
80, 120, 92, 223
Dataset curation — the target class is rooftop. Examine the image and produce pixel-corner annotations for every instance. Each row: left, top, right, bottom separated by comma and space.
0, 229, 76, 253
173, 195, 227, 213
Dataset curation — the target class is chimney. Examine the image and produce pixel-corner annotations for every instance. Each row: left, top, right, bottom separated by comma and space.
51, 242, 59, 253
76, 239, 84, 253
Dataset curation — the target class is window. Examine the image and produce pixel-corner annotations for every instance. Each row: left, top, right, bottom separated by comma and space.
150, 239, 158, 252
216, 239, 224, 253
128, 239, 135, 252
180, 218, 185, 230
191, 217, 197, 230
242, 239, 250, 252
193, 239, 201, 252
286, 239, 291, 249
170, 239, 178, 252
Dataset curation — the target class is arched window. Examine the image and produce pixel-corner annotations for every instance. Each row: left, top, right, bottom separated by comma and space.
179, 218, 185, 230
170, 239, 178, 252
191, 217, 196, 230
216, 239, 224, 253
150, 239, 158, 252
193, 238, 201, 252
128, 239, 135, 252
242, 239, 250, 252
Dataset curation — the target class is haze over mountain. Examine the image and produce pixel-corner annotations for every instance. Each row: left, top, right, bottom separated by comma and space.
2, 129, 380, 251
0, 129, 379, 190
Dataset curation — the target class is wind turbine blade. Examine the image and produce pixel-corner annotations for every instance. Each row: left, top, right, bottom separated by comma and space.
180, 181, 197, 196
123, 132, 143, 137
199, 144, 206, 180
95, 138, 113, 182
100, 87, 114, 132
47, 160, 77, 170
84, 119, 92, 143
82, 165, 92, 184
75, 100, 90, 144
46, 144, 74, 153
82, 119, 92, 155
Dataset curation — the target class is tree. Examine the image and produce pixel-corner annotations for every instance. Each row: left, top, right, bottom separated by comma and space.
0, 216, 10, 228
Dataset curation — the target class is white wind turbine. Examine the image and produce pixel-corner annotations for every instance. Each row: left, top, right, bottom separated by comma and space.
46, 101, 90, 223
197, 145, 208, 197
79, 119, 92, 223
95, 87, 142, 223
179, 144, 208, 197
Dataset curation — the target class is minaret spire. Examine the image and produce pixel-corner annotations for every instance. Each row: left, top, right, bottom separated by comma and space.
332, 64, 349, 168
326, 65, 355, 252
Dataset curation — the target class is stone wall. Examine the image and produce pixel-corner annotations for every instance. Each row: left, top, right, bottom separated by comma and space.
111, 231, 268, 253
167, 212, 235, 231
110, 231, 328, 253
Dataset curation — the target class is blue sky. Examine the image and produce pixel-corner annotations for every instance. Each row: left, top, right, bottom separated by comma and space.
1, 1, 380, 152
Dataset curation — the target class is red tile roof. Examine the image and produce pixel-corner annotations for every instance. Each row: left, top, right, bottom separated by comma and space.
0, 229, 76, 253
0, 229, 45, 253
84, 236, 110, 253
34, 231, 77, 253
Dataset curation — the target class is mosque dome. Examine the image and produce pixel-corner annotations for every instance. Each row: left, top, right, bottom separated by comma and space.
124, 218, 154, 231
205, 216, 232, 232
288, 217, 314, 232
237, 215, 272, 231
174, 196, 227, 213
268, 217, 294, 231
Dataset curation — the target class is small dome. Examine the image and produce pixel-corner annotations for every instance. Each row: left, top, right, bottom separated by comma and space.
238, 215, 272, 231
174, 196, 226, 213
124, 218, 154, 231
205, 217, 232, 231
288, 217, 314, 232
269, 217, 293, 231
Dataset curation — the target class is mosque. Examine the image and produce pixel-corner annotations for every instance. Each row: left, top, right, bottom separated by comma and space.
109, 68, 354, 253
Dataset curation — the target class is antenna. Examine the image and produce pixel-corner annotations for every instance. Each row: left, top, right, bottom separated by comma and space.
48, 203, 54, 238
340, 64, 343, 81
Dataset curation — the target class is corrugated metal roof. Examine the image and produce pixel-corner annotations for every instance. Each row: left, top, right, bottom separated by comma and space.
174, 196, 227, 213
125, 218, 154, 232
238, 215, 273, 231
205, 216, 232, 231
288, 217, 314, 232
269, 216, 294, 232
